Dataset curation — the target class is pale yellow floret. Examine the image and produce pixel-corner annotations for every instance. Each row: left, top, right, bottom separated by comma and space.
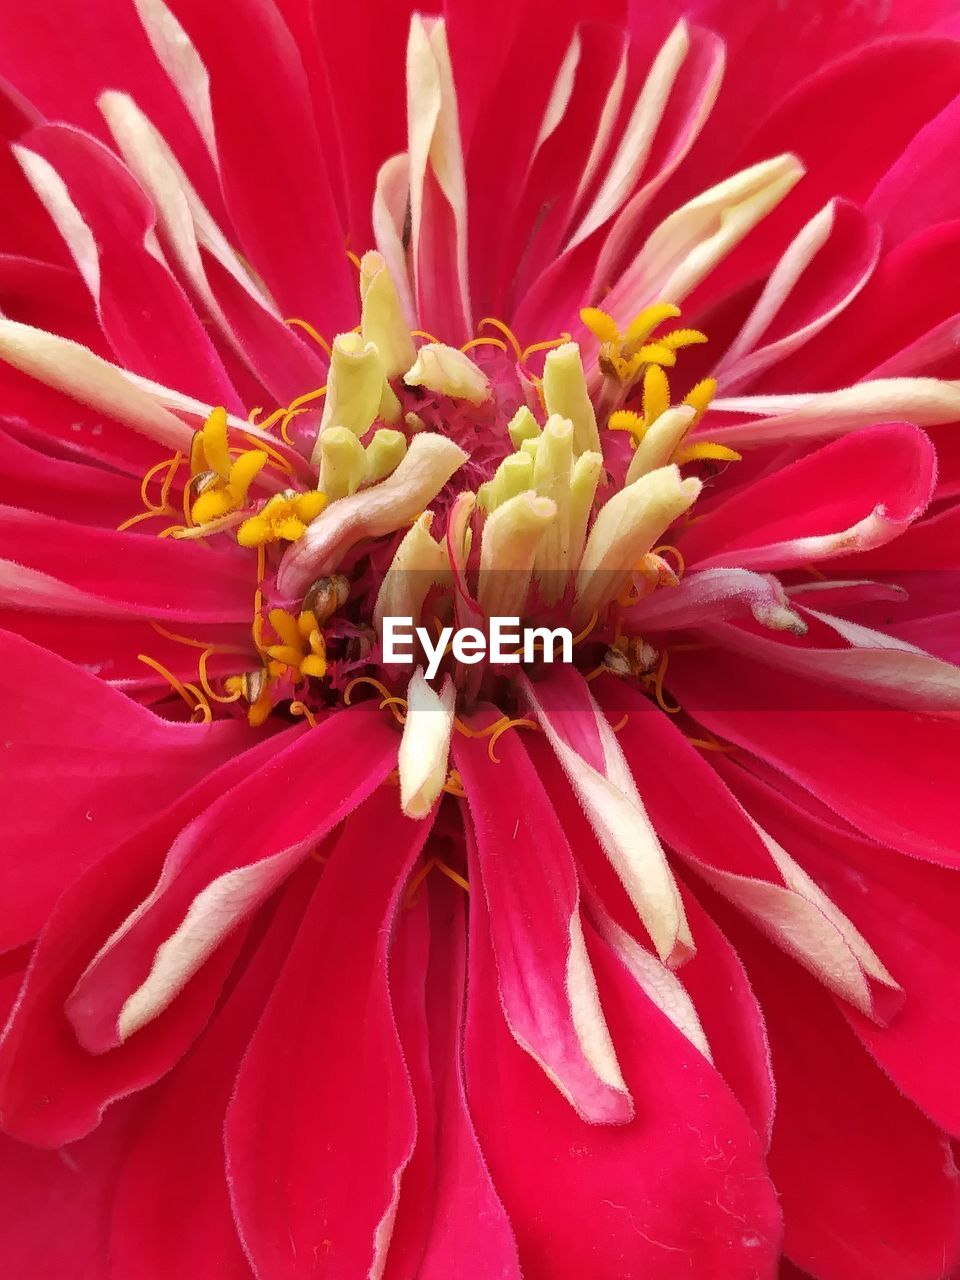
478, 490, 557, 619
568, 450, 604, 574
313, 332, 392, 464
359, 250, 417, 380
373, 511, 452, 635
403, 342, 491, 404
364, 428, 408, 485
317, 426, 367, 501
542, 341, 600, 454
626, 404, 695, 483
398, 670, 457, 819
575, 465, 701, 623
507, 404, 541, 448
533, 413, 574, 589
477, 451, 535, 512
279, 433, 468, 592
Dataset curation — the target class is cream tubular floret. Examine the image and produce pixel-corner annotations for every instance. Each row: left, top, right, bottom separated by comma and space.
478, 491, 557, 621
575, 464, 701, 623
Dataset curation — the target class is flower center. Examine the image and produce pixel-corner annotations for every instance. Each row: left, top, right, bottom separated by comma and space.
124, 254, 736, 734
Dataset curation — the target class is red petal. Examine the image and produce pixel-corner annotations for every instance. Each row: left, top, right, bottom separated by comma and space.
226, 789, 430, 1280
0, 726, 300, 1146
157, 0, 355, 333
465, 887, 782, 1278
0, 628, 247, 952
65, 705, 399, 1053
668, 646, 960, 865
391, 878, 521, 1279
456, 726, 633, 1124
0, 506, 253, 622
678, 423, 936, 571
19, 123, 243, 410
722, 761, 960, 1139
109, 865, 318, 1280
726, 914, 960, 1280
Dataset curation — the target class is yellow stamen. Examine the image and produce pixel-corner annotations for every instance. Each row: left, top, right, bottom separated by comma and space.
137, 653, 212, 722
290, 700, 319, 727
460, 335, 508, 354
672, 441, 742, 466
651, 543, 686, 577
486, 716, 541, 762
285, 317, 332, 356
264, 606, 328, 680
521, 332, 572, 364
478, 317, 523, 361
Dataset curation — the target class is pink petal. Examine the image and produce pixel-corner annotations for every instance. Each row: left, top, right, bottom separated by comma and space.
678, 423, 936, 571
0, 0, 222, 214
0, 726, 299, 1146
0, 1099, 145, 1279
0, 423, 139, 528
868, 89, 960, 244
727, 913, 960, 1280
153, 0, 355, 333
465, 884, 782, 1278
65, 705, 399, 1054
391, 878, 521, 1279
456, 724, 633, 1124
226, 789, 431, 1280
667, 644, 960, 865
723, 762, 960, 1139
713, 199, 881, 394
17, 123, 242, 410
109, 864, 318, 1280
0, 506, 253, 622
0, 628, 247, 952
526, 732, 775, 1141
601, 682, 901, 1022
708, 36, 960, 303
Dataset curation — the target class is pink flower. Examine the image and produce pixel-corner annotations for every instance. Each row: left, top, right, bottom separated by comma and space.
1, 2, 960, 1277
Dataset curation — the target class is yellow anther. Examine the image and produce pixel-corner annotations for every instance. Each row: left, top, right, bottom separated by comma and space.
236, 489, 328, 547
608, 410, 646, 444
642, 363, 672, 425
581, 303, 703, 387
659, 328, 708, 352
191, 405, 232, 479
672, 441, 742, 466
265, 607, 328, 681
225, 668, 276, 727
189, 407, 269, 526
580, 307, 622, 346
681, 377, 718, 423
623, 304, 682, 349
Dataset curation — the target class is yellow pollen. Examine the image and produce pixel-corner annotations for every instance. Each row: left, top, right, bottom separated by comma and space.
581, 302, 707, 384
264, 607, 328, 680
189, 406, 269, 527
237, 489, 328, 548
